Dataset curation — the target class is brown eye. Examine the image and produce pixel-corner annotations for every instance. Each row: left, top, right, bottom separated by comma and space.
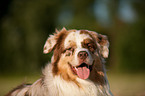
87, 43, 95, 51
67, 47, 74, 52
64, 47, 74, 56
63, 47, 72, 53
87, 44, 93, 48
68, 47, 72, 50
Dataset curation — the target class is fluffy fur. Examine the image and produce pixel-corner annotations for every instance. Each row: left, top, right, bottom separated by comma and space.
6, 28, 113, 96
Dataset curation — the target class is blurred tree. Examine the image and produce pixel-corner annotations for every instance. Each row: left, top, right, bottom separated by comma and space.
0, 0, 61, 74
118, 0, 145, 72
0, 0, 145, 74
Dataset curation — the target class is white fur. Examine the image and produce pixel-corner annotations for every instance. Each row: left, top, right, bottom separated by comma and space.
43, 35, 57, 54
11, 86, 30, 96
64, 30, 93, 67
10, 63, 112, 96
102, 44, 109, 58
43, 64, 100, 96
64, 30, 92, 49
43, 64, 112, 96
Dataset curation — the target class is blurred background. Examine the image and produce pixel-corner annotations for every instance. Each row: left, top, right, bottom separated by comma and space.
0, 0, 145, 96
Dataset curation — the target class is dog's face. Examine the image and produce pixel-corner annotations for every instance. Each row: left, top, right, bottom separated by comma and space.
43, 28, 109, 81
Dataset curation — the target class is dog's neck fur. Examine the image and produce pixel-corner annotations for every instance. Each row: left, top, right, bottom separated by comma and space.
42, 64, 112, 96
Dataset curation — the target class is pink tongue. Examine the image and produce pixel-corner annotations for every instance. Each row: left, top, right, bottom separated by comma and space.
76, 67, 90, 79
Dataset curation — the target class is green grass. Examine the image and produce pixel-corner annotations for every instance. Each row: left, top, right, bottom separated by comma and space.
0, 73, 145, 96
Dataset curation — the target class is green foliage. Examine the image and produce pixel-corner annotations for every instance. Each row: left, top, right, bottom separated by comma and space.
119, 23, 145, 72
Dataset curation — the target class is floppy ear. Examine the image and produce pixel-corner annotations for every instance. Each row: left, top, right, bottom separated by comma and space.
89, 31, 109, 58
97, 34, 109, 58
43, 35, 57, 54
43, 27, 67, 54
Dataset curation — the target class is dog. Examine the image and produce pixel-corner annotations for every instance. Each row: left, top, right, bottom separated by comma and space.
6, 28, 113, 96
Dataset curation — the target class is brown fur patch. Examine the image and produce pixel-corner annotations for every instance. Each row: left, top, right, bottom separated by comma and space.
80, 30, 98, 43
52, 29, 70, 75
80, 30, 89, 34
97, 34, 108, 46
81, 38, 97, 52
80, 31, 107, 86
89, 56, 106, 86
52, 30, 81, 87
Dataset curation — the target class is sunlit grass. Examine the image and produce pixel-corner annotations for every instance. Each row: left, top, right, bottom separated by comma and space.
108, 73, 145, 96
0, 74, 40, 96
0, 73, 145, 96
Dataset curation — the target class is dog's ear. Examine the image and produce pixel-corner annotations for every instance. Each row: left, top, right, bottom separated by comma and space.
97, 34, 109, 58
43, 27, 67, 54
89, 31, 109, 58
43, 34, 57, 54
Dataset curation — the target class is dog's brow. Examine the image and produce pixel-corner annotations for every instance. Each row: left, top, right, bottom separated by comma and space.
81, 38, 97, 51
65, 41, 76, 48
83, 38, 94, 44
75, 31, 92, 48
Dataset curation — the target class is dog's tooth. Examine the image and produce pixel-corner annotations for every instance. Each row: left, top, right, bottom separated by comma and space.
75, 67, 78, 71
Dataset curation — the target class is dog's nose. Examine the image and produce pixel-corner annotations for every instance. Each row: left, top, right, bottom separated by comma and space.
78, 51, 88, 60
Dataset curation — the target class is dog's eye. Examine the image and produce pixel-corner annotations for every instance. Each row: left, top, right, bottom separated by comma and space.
88, 44, 92, 48
67, 47, 74, 51
68, 47, 72, 50
87, 43, 95, 51
87, 44, 93, 48
64, 47, 74, 56
64, 47, 72, 52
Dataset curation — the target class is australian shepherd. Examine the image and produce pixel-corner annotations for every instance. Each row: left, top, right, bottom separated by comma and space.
6, 28, 113, 96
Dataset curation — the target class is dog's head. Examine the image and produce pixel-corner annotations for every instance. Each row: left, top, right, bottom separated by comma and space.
43, 28, 109, 81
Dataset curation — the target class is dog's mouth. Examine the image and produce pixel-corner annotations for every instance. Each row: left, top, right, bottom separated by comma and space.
70, 62, 93, 80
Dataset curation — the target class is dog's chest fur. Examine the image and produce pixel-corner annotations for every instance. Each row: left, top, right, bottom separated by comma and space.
43, 64, 99, 96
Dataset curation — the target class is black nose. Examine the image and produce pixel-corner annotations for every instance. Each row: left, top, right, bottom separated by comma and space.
78, 51, 88, 60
